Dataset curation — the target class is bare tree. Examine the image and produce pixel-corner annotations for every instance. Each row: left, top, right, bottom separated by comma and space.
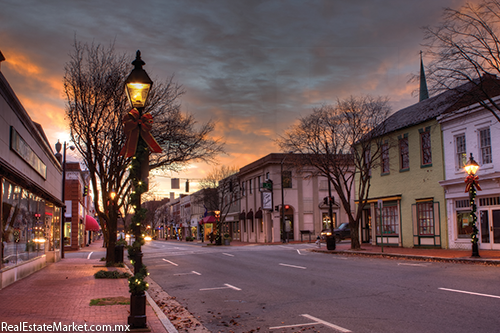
277, 96, 390, 249
63, 40, 224, 263
423, 0, 500, 122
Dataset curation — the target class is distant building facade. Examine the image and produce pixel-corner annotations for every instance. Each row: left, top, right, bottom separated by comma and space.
237, 153, 354, 243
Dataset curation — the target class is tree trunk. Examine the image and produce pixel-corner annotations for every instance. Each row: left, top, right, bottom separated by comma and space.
105, 213, 117, 264
349, 215, 361, 250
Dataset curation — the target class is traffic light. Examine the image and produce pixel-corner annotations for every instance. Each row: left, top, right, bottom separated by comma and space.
83, 185, 88, 197
185, 180, 190, 192
323, 197, 328, 205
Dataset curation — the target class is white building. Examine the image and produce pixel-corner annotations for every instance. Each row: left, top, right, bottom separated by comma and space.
439, 87, 500, 250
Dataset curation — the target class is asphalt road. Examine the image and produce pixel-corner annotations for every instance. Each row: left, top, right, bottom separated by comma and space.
142, 240, 500, 333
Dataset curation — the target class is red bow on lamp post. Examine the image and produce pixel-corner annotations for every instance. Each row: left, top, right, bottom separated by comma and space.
464, 174, 482, 193
120, 109, 162, 158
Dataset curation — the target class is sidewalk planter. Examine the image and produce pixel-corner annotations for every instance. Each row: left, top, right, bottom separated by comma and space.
128, 292, 147, 328
326, 236, 336, 250
224, 239, 231, 246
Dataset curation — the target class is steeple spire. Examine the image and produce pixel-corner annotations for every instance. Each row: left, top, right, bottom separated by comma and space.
419, 51, 429, 102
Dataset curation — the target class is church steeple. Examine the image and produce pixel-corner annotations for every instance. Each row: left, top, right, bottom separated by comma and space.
419, 51, 429, 102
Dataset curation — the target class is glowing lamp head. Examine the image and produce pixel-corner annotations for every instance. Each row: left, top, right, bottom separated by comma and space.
125, 50, 153, 109
464, 153, 480, 175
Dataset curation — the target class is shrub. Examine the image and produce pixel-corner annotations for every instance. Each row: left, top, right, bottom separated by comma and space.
94, 270, 131, 279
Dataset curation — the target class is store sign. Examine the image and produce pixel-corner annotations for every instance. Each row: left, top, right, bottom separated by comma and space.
10, 127, 47, 179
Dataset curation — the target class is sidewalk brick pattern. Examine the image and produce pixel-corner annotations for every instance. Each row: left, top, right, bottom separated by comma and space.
0, 243, 167, 333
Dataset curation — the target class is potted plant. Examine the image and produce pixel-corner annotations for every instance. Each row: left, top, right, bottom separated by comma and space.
223, 233, 232, 246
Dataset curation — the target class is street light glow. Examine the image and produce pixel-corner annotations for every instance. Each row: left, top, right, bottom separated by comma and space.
464, 153, 479, 175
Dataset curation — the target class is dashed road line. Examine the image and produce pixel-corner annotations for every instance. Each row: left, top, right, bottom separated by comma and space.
87, 252, 93, 260
222, 253, 234, 257
439, 287, 500, 299
301, 314, 352, 332
279, 263, 306, 269
270, 314, 351, 332
174, 271, 202, 276
398, 263, 429, 267
162, 259, 179, 266
200, 283, 242, 291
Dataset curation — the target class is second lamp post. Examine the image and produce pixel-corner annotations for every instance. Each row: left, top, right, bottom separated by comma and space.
464, 153, 481, 258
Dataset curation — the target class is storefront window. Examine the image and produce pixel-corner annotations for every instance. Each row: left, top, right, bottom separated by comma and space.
375, 202, 399, 235
417, 201, 434, 236
322, 212, 336, 230
49, 206, 61, 251
64, 222, 71, 246
1, 179, 50, 268
457, 211, 472, 238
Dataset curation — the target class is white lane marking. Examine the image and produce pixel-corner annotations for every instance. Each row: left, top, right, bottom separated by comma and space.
87, 252, 93, 260
297, 249, 306, 255
301, 314, 352, 332
200, 283, 241, 291
162, 259, 179, 266
439, 287, 500, 299
269, 322, 318, 330
398, 263, 428, 267
224, 283, 242, 291
174, 271, 202, 276
222, 253, 234, 257
270, 314, 351, 332
279, 263, 306, 269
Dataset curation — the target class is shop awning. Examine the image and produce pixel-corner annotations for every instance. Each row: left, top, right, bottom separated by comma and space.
246, 210, 254, 220
85, 215, 100, 231
255, 209, 263, 219
201, 215, 216, 224
239, 212, 246, 220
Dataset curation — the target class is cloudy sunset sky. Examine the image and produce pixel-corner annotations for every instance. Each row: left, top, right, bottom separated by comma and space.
0, 0, 470, 197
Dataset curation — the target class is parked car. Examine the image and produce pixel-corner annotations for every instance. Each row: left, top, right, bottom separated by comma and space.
320, 222, 350, 243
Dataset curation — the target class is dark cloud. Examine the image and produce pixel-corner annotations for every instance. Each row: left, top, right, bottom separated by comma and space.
0, 0, 471, 194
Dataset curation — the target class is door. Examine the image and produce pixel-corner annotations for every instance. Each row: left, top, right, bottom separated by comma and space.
479, 209, 500, 250
361, 208, 371, 243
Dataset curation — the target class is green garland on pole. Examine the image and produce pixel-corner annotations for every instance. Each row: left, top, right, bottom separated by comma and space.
127, 138, 150, 295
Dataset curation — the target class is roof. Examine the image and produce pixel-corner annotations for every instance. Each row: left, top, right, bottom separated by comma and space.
376, 75, 500, 137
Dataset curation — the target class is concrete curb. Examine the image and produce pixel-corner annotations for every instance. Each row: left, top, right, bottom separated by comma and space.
124, 265, 178, 333
310, 249, 500, 266
145, 291, 178, 333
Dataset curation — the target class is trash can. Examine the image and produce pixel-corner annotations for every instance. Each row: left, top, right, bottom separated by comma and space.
114, 245, 124, 263
326, 236, 336, 250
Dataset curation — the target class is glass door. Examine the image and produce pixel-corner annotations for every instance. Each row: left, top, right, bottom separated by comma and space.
479, 209, 500, 250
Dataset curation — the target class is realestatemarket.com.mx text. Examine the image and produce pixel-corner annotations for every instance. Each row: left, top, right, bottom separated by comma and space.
1, 322, 130, 332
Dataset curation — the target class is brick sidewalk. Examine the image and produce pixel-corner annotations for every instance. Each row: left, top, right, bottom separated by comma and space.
0, 241, 168, 333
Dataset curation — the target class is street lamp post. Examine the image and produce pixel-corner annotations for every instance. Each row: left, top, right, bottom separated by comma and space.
55, 140, 75, 259
124, 50, 154, 329
464, 153, 481, 258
